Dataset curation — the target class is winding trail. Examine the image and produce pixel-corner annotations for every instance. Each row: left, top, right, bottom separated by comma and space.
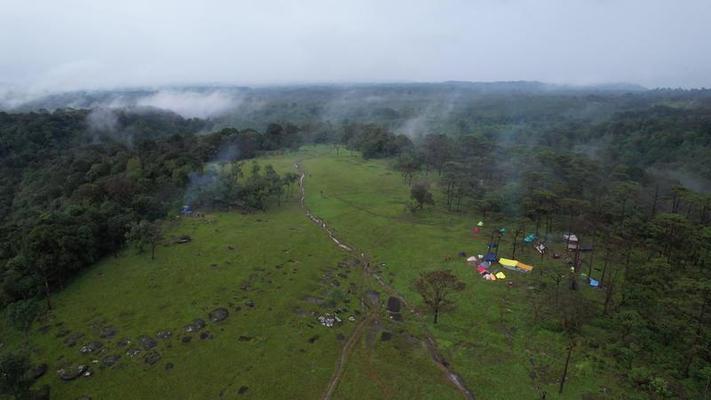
295, 161, 475, 400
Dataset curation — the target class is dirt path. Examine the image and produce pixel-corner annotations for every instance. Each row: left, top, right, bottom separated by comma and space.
295, 161, 475, 400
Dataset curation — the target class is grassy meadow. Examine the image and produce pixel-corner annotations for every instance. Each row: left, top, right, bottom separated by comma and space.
3, 145, 624, 399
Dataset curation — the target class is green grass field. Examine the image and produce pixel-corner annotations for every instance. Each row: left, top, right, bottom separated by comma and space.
5, 145, 625, 399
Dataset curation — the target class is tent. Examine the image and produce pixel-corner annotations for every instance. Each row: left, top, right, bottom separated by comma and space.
589, 278, 600, 288
535, 243, 546, 254
479, 261, 491, 268
484, 253, 498, 262
472, 227, 481, 234
563, 233, 579, 242
499, 258, 534, 272
495, 272, 506, 279
499, 228, 507, 234
523, 233, 536, 243
477, 221, 484, 227
466, 256, 478, 264
499, 258, 518, 268
516, 262, 533, 272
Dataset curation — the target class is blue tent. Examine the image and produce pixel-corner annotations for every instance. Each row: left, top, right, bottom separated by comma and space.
589, 278, 600, 288
484, 252, 497, 262
523, 233, 536, 243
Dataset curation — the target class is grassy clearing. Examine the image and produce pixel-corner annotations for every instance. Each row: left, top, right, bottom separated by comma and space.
4, 145, 623, 399
295, 145, 623, 399
12, 201, 362, 399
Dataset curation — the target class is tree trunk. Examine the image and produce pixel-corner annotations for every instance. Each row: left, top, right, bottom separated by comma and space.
433, 306, 439, 324
559, 341, 574, 394
44, 278, 52, 310
151, 243, 156, 260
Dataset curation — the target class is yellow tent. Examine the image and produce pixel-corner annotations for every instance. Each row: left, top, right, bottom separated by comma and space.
498, 258, 518, 267
495, 272, 506, 279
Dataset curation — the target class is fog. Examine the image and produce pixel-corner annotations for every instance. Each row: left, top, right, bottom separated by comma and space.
0, 0, 710, 95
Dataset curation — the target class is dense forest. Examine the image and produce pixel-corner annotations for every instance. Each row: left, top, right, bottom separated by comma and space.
0, 109, 300, 311
1, 85, 711, 398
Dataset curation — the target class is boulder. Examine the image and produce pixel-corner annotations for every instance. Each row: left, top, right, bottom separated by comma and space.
138, 335, 157, 350
156, 330, 172, 339
99, 326, 117, 338
64, 332, 84, 347
79, 341, 103, 354
57, 365, 88, 381
31, 364, 48, 380
184, 319, 206, 333
209, 308, 229, 323
144, 351, 161, 365
102, 355, 120, 367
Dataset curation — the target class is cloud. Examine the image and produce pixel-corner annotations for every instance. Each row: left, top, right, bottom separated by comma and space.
0, 0, 710, 89
135, 90, 241, 118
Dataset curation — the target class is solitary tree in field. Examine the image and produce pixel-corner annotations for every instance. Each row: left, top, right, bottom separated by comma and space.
414, 270, 465, 324
126, 220, 164, 260
411, 182, 435, 210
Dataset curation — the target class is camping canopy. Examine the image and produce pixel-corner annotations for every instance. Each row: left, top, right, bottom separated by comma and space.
563, 233, 579, 242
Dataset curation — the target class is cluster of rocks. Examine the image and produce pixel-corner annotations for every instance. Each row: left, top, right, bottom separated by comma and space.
49, 305, 233, 383
317, 314, 342, 328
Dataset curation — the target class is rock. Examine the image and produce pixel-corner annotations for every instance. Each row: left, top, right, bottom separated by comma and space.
64, 332, 84, 347
31, 363, 48, 380
125, 348, 141, 358
381, 332, 393, 341
181, 336, 192, 343
55, 329, 70, 338
184, 319, 206, 333
165, 362, 174, 371
175, 235, 192, 244
99, 326, 117, 338
365, 290, 380, 306
102, 355, 120, 367
209, 307, 229, 323
79, 341, 103, 354
57, 365, 88, 381
156, 330, 172, 339
386, 297, 401, 313
199, 331, 214, 340
138, 335, 157, 350
144, 351, 161, 365
238, 386, 249, 395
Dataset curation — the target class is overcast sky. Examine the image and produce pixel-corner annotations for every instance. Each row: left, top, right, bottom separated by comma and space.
1, 0, 710, 92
